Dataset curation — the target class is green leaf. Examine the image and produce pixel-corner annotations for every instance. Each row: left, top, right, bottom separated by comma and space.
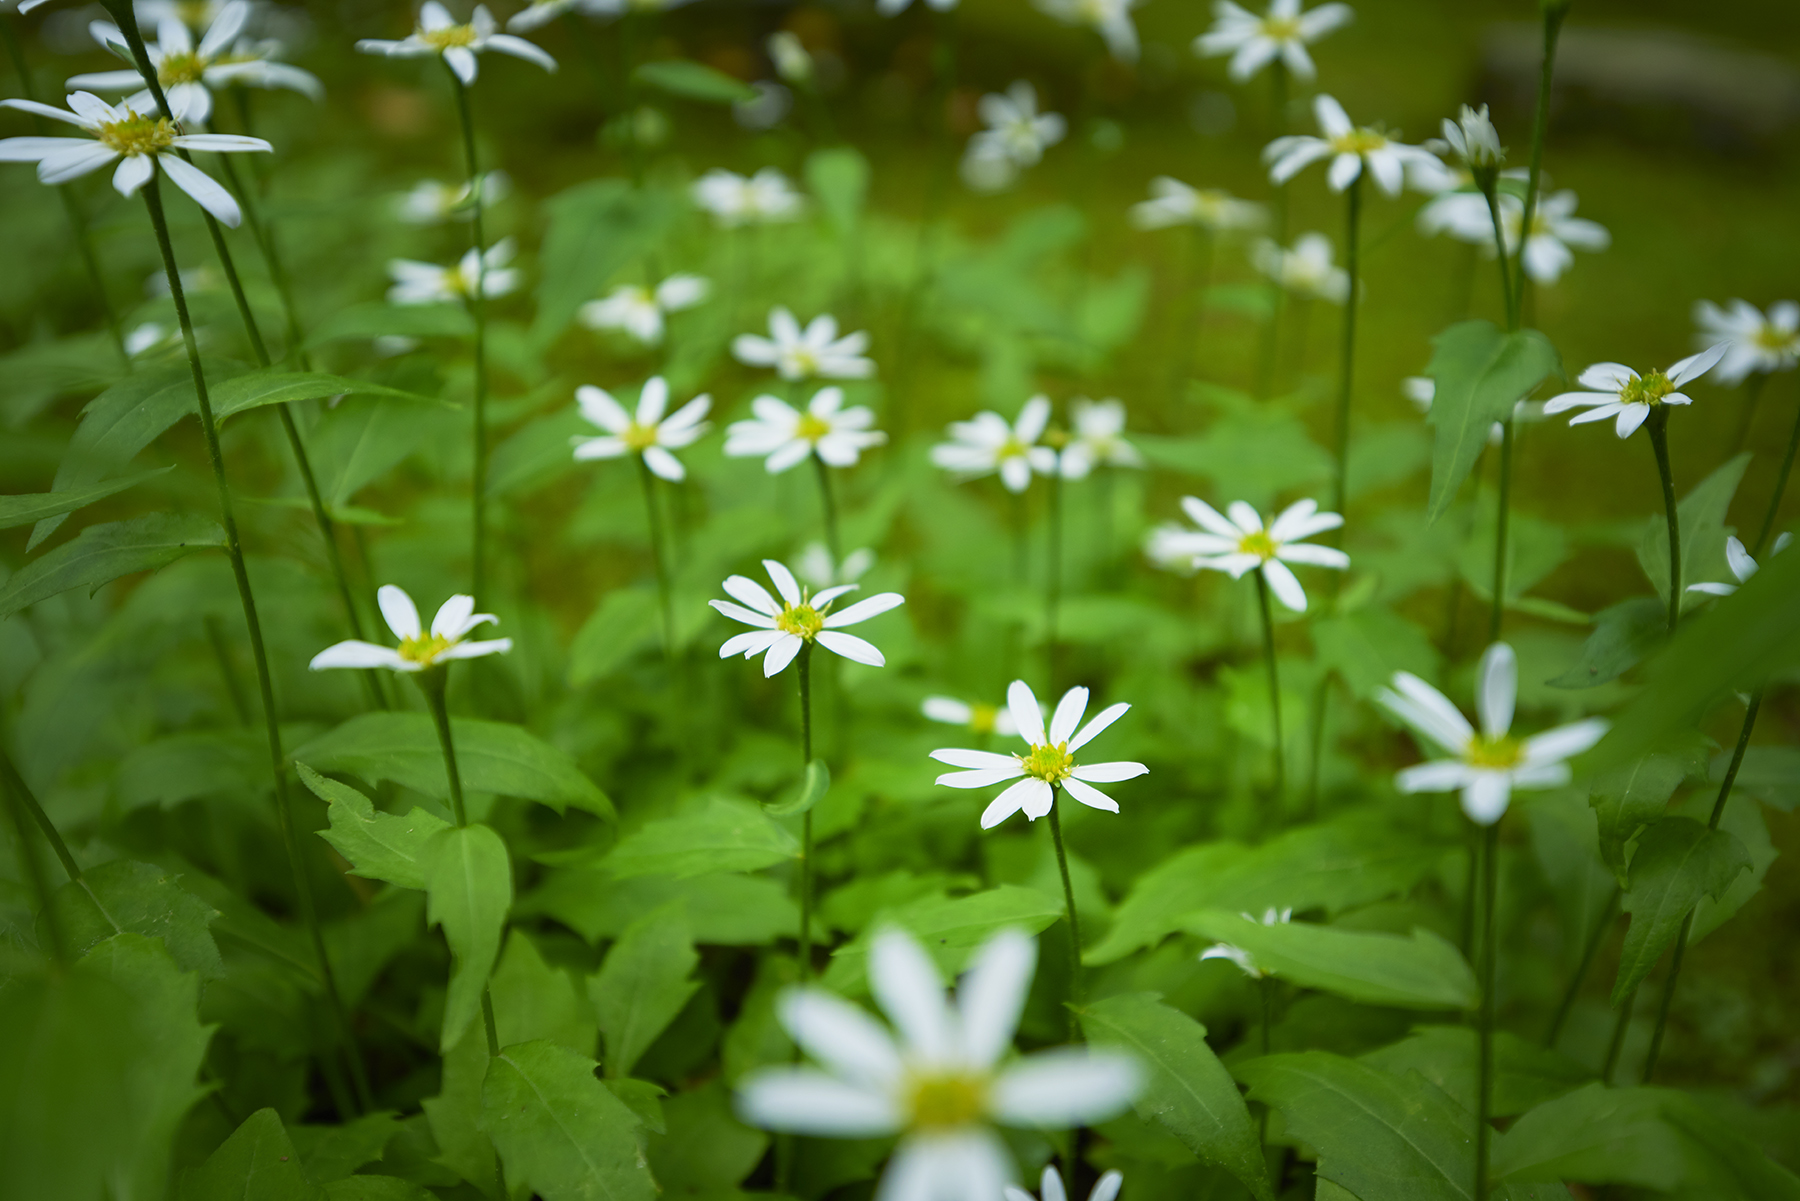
532, 179, 679, 345
1135, 416, 1330, 512
305, 301, 473, 347
518, 869, 798, 945
766, 758, 830, 817
602, 795, 798, 880
420, 1029, 498, 1194
1546, 597, 1663, 689
482, 1040, 658, 1201
1716, 745, 1800, 811
1636, 452, 1750, 608
822, 885, 1063, 995
568, 588, 662, 686
292, 712, 612, 819
590, 903, 700, 1078
491, 929, 599, 1054
1588, 749, 1694, 884
181, 1108, 325, 1201
301, 763, 451, 891
313, 394, 447, 508
118, 728, 272, 812
210, 369, 446, 423
1359, 1026, 1592, 1118
1078, 993, 1271, 1201
644, 1080, 769, 1193
1656, 1090, 1800, 1200
0, 512, 225, 620
324, 1178, 435, 1201
425, 824, 513, 1052
805, 147, 870, 238
0, 466, 172, 530
1423, 321, 1560, 522
291, 1112, 404, 1183
631, 58, 757, 103
1185, 911, 1477, 1010
1312, 606, 1440, 699
1683, 791, 1776, 943
47, 859, 223, 979
1611, 816, 1750, 1003
1492, 1083, 1682, 1191
1237, 1050, 1477, 1201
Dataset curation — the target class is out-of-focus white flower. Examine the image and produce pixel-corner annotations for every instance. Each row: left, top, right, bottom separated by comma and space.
1265, 95, 1436, 197
1059, 398, 1143, 479
931, 396, 1059, 494
1033, 0, 1144, 63
1252, 232, 1349, 303
394, 172, 509, 224
0, 91, 268, 227
357, 2, 557, 86
1130, 177, 1265, 232
585, 0, 701, 14
693, 167, 804, 227
876, 0, 957, 14
1006, 1165, 1124, 1201
124, 322, 178, 357
573, 376, 711, 482
310, 586, 511, 673
733, 80, 793, 131
1195, 0, 1352, 82
725, 387, 886, 473
736, 927, 1140, 1201
767, 31, 813, 84
1544, 346, 1728, 440
733, 307, 874, 381
1198, 907, 1292, 979
1686, 534, 1788, 598
135, 1, 234, 25
386, 239, 519, 305
506, 0, 595, 31
962, 82, 1065, 193
923, 696, 1022, 739
1155, 497, 1347, 612
798, 543, 875, 590
579, 274, 708, 345
1405, 376, 1545, 446
710, 559, 905, 677
1434, 104, 1503, 172
1377, 643, 1608, 826
1422, 188, 1608, 285
1693, 299, 1800, 386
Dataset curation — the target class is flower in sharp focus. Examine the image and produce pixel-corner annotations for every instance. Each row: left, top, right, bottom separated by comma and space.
725, 387, 886, 473
930, 396, 1059, 494
1265, 95, 1435, 197
733, 307, 875, 381
1687, 534, 1789, 598
1250, 232, 1349, 304
1693, 299, 1800, 386
572, 376, 710, 482
1032, 0, 1145, 64
386, 238, 519, 305
1195, 0, 1353, 82
923, 696, 1021, 739
580, 274, 709, 345
693, 167, 804, 227
356, 2, 557, 85
962, 82, 1065, 193
1377, 643, 1608, 826
71, 3, 322, 126
798, 543, 876, 590
1433, 103, 1504, 172
1543, 345, 1728, 440
1198, 907, 1293, 979
1130, 177, 1265, 233
1405, 376, 1545, 446
736, 927, 1140, 1201
1059, 398, 1143, 479
395, 172, 509, 224
932, 680, 1149, 829
711, 559, 905, 677
1006, 1165, 1125, 1201
1158, 497, 1347, 612
0, 91, 269, 227
310, 586, 511, 673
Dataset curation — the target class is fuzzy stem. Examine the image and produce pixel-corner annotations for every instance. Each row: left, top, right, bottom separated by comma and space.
1474, 822, 1498, 1201
447, 69, 491, 605
1047, 793, 1082, 1041
1754, 392, 1799, 557
1544, 887, 1619, 1048
1647, 409, 1681, 633
1512, 5, 1568, 308
811, 451, 841, 564
797, 642, 815, 980
1329, 173, 1363, 519
1253, 568, 1284, 809
637, 456, 674, 656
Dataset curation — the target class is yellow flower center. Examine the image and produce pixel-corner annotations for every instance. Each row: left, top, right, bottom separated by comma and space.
787, 348, 821, 376
1619, 370, 1675, 408
1238, 530, 1278, 560
998, 436, 1028, 460
776, 603, 824, 639
1261, 14, 1302, 39
1755, 326, 1795, 352
622, 422, 659, 452
1019, 740, 1074, 784
906, 1072, 989, 1130
158, 51, 207, 86
1465, 734, 1523, 771
796, 412, 832, 443
1329, 128, 1389, 156
398, 633, 454, 665
97, 114, 178, 157
969, 703, 999, 735
422, 23, 480, 49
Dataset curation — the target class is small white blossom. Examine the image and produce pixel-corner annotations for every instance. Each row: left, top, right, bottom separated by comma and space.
1543, 346, 1728, 440
1006, 1165, 1124, 1201
573, 376, 711, 482
1693, 299, 1800, 386
1433, 103, 1503, 171
1265, 95, 1436, 197
1195, 0, 1352, 82
767, 31, 813, 84
710, 559, 905, 677
692, 167, 804, 227
356, 2, 556, 86
931, 396, 1059, 494
923, 696, 1021, 739
310, 586, 511, 673
1686, 534, 1788, 598
962, 82, 1065, 193
733, 81, 793, 131
1130, 177, 1265, 233
932, 680, 1149, 829
1199, 907, 1293, 979
505, 0, 603, 30
1377, 643, 1608, 826
1059, 398, 1143, 479
386, 239, 519, 305
1155, 497, 1347, 613
1033, 0, 1144, 63
1423, 188, 1608, 284
725, 387, 886, 473
124, 322, 178, 357
394, 172, 508, 224
579, 275, 709, 345
797, 543, 876, 590
733, 307, 874, 381
1251, 232, 1348, 303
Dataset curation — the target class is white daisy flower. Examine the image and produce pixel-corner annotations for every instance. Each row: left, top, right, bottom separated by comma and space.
732, 307, 875, 381
579, 274, 709, 346
930, 396, 1059, 494
798, 543, 876, 590
572, 376, 711, 483
725, 387, 886, 474
1543, 345, 1729, 440
962, 82, 1065, 192
386, 239, 519, 305
1129, 177, 1265, 232
1377, 643, 1609, 826
932, 680, 1149, 829
736, 926, 1141, 1201
1405, 376, 1545, 446
0, 91, 268, 227
1265, 95, 1436, 197
1693, 299, 1800, 386
1059, 398, 1143, 479
876, 0, 958, 13
1198, 907, 1292, 979
309, 585, 511, 673
1156, 497, 1347, 613
356, 2, 556, 86
692, 167, 804, 227
1006, 1165, 1124, 1201
1251, 232, 1349, 303
923, 696, 1022, 739
1032, 0, 1144, 63
1194, 0, 1353, 83
1424, 188, 1608, 285
71, 4, 322, 126
394, 172, 508, 224
1686, 534, 1788, 598
710, 559, 905, 678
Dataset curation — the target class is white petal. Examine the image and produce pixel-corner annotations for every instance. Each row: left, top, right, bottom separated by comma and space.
432, 594, 477, 639
378, 585, 422, 641
642, 445, 685, 481
159, 153, 241, 227
930, 748, 1020, 770
1476, 643, 1517, 739
816, 630, 885, 667
1226, 500, 1264, 533
990, 1048, 1143, 1126
110, 153, 154, 197
309, 641, 408, 671
1089, 1170, 1124, 1201
734, 1069, 900, 1136
1378, 673, 1474, 755
711, 599, 779, 629
1521, 718, 1609, 768
1267, 498, 1320, 541
1069, 760, 1147, 783
37, 141, 118, 185
1614, 405, 1651, 439
822, 592, 906, 628
868, 927, 952, 1062
1261, 559, 1308, 613
1396, 760, 1477, 793
1668, 342, 1727, 387
576, 384, 632, 432
1180, 496, 1242, 538
957, 927, 1035, 1068
979, 777, 1039, 828
1006, 680, 1046, 746
1018, 778, 1055, 820
764, 559, 802, 606
1048, 687, 1089, 745
778, 988, 903, 1087
1068, 702, 1130, 753
936, 766, 1028, 790
762, 633, 805, 677
1461, 773, 1511, 825
436, 638, 512, 661
1275, 543, 1350, 569
1061, 777, 1119, 813
923, 698, 974, 726
721, 629, 784, 659
721, 574, 781, 617
444, 46, 478, 84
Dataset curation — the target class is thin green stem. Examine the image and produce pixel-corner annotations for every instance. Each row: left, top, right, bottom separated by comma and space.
1329, 173, 1363, 519
141, 171, 370, 1114
215, 147, 306, 366
811, 452, 841, 564
1647, 409, 1681, 633
797, 642, 815, 980
447, 68, 491, 604
1544, 887, 1619, 1048
1047, 794, 1082, 1041
1255, 62, 1290, 400
1046, 469, 1063, 689
637, 456, 674, 656
1512, 5, 1567, 307
1729, 370, 1767, 456
1489, 419, 1515, 642
1474, 822, 1498, 1201
1754, 392, 1799, 557
1602, 987, 1636, 1084
0, 748, 81, 884
1253, 568, 1284, 809
1481, 181, 1517, 331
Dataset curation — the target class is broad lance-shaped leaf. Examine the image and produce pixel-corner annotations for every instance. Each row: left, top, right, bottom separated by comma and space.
0, 512, 225, 620
1611, 816, 1749, 1003
300, 763, 450, 891
209, 369, 448, 423
1079, 993, 1272, 1201
483, 1040, 658, 1201
532, 179, 678, 346
1183, 910, 1477, 1010
1423, 320, 1560, 522
183, 1108, 325, 1201
589, 903, 700, 1079
822, 885, 1064, 996
602, 795, 798, 880
305, 300, 474, 347
1360, 1026, 1592, 1118
426, 824, 513, 1052
1587, 749, 1695, 885
1636, 452, 1749, 607
1547, 596, 1663, 690
0, 466, 172, 531
632, 58, 757, 103
46, 859, 224, 979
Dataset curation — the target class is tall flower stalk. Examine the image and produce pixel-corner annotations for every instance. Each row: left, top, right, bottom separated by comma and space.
450, 70, 493, 602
